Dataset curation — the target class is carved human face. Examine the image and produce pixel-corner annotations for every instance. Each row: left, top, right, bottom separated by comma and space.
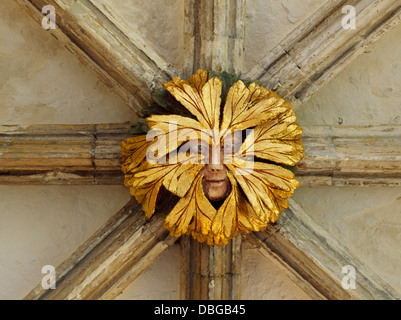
182, 133, 242, 202
200, 144, 231, 202
122, 69, 304, 246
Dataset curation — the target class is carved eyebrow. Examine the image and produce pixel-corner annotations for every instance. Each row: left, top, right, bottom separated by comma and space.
223, 139, 242, 145
181, 139, 210, 147
181, 139, 199, 147
178, 139, 211, 154
222, 134, 243, 145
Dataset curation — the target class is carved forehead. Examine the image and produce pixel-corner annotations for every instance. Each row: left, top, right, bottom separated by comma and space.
222, 131, 243, 143
182, 139, 209, 148
182, 129, 244, 146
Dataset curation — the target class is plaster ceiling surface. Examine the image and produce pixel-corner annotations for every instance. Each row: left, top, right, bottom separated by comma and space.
115, 243, 181, 300
0, 185, 131, 300
292, 20, 401, 294
0, 0, 136, 125
244, 0, 324, 73
293, 186, 401, 293
93, 0, 325, 75
0, 0, 400, 300
240, 241, 312, 300
115, 240, 314, 300
296, 21, 401, 126
94, 0, 185, 74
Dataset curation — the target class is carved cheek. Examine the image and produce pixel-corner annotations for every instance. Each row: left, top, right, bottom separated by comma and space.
200, 150, 231, 201
200, 164, 226, 180
201, 175, 231, 201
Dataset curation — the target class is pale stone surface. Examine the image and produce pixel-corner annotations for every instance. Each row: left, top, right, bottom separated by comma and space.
290, 14, 401, 295
296, 21, 401, 126
0, 0, 136, 125
244, 0, 323, 73
2, 0, 401, 300
116, 240, 312, 300
290, 20, 401, 295
0, 185, 131, 300
116, 242, 181, 300
292, 187, 401, 293
241, 241, 312, 300
96, 0, 185, 74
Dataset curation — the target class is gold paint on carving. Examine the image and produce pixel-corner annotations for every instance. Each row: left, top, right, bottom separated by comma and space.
121, 69, 304, 245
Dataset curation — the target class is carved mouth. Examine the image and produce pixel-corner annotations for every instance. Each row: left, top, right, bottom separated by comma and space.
207, 180, 226, 186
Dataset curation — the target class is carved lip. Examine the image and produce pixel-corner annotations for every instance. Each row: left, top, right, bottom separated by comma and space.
206, 179, 227, 186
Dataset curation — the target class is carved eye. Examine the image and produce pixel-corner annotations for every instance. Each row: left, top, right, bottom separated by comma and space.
197, 144, 208, 154
222, 132, 243, 154
179, 140, 209, 156
223, 141, 242, 154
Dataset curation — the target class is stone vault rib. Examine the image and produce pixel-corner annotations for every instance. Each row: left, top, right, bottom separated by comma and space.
1, 123, 400, 187
24, 197, 178, 300
0, 123, 131, 185
12, 0, 401, 300
184, 0, 246, 76
179, 235, 242, 300
245, 0, 401, 104
245, 198, 401, 300
15, 0, 179, 114
182, 0, 247, 300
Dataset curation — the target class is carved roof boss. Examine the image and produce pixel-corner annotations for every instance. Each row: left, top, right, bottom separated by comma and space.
121, 69, 304, 246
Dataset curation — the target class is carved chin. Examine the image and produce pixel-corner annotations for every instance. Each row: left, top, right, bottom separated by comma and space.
203, 179, 231, 202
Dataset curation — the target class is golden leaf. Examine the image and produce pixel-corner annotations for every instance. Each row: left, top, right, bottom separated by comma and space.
187, 68, 209, 91
164, 70, 222, 133
226, 159, 299, 223
240, 109, 304, 166
128, 161, 177, 218
146, 114, 205, 136
121, 69, 305, 246
121, 135, 155, 174
190, 232, 215, 246
164, 174, 216, 238
129, 179, 163, 218
162, 162, 204, 197
129, 157, 204, 216
121, 135, 165, 189
236, 196, 268, 234
220, 81, 291, 134
210, 172, 267, 245
145, 114, 208, 161
168, 68, 209, 92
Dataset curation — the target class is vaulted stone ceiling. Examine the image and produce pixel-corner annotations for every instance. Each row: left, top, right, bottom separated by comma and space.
1, 0, 400, 299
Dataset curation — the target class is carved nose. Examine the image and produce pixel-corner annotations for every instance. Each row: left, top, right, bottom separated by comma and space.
208, 163, 224, 172
208, 147, 223, 169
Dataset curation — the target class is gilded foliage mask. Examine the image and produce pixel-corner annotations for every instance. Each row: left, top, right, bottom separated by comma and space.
121, 69, 304, 246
